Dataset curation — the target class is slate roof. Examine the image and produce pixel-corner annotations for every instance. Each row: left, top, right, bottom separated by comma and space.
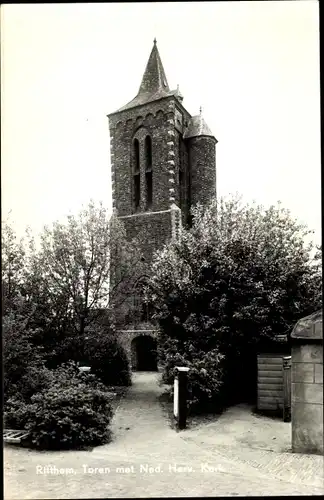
183, 112, 216, 140
112, 39, 182, 114
109, 40, 216, 143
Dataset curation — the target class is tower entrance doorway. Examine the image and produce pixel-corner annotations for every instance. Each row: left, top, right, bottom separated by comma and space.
131, 335, 158, 371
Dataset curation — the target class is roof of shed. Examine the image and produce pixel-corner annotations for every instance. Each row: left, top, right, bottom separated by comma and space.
291, 310, 322, 340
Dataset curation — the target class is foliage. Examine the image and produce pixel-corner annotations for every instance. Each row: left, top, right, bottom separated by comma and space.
1, 217, 26, 314
2, 202, 142, 373
158, 333, 225, 413
83, 324, 131, 386
30, 201, 143, 338
27, 385, 113, 450
3, 398, 32, 430
4, 362, 114, 450
35, 321, 132, 387
2, 206, 135, 449
148, 195, 322, 403
2, 296, 50, 404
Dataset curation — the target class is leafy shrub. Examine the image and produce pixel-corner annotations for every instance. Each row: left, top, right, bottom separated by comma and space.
14, 365, 55, 401
41, 323, 132, 387
27, 384, 113, 450
148, 196, 322, 406
2, 308, 51, 404
4, 345, 55, 405
158, 334, 225, 414
83, 325, 131, 387
4, 362, 114, 450
4, 397, 33, 430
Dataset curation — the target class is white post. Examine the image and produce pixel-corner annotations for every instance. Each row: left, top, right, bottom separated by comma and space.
174, 366, 190, 430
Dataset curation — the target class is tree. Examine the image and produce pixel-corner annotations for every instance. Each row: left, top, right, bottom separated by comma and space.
147, 195, 322, 404
1, 215, 26, 314
2, 217, 51, 403
27, 201, 143, 338
2, 202, 143, 371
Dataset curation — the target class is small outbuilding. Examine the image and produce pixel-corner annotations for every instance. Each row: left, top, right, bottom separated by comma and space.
291, 310, 323, 455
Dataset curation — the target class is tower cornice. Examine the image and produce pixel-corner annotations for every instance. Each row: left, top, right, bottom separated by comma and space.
107, 93, 191, 120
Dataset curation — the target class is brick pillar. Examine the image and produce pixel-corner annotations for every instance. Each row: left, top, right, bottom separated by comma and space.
291, 310, 323, 455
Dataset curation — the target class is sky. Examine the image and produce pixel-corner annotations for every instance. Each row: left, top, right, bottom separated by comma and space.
1, 1, 321, 245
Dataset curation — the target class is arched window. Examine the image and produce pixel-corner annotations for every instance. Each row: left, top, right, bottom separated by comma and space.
145, 136, 152, 210
132, 139, 140, 211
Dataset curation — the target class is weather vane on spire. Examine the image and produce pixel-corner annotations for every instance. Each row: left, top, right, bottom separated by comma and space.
153, 37, 157, 45
200, 106, 203, 115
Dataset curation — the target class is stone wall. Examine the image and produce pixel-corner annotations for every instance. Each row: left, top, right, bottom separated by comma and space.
187, 135, 217, 208
291, 311, 323, 455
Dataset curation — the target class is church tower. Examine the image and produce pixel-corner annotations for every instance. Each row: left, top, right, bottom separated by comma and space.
107, 40, 217, 340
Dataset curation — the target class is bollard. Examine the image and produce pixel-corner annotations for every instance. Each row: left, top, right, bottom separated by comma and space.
174, 367, 190, 430
283, 356, 292, 422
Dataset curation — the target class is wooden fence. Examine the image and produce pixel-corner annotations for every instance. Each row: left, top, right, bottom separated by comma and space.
257, 353, 292, 421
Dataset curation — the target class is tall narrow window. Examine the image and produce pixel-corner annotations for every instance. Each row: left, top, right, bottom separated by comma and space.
179, 136, 184, 210
132, 139, 140, 211
145, 136, 152, 210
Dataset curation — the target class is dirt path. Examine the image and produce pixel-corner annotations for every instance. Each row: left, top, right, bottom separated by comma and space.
4, 372, 324, 498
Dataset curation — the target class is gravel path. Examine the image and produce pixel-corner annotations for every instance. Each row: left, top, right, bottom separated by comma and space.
4, 372, 324, 498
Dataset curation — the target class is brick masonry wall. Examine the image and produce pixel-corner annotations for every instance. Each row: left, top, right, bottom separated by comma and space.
112, 210, 174, 329
117, 329, 158, 369
187, 135, 217, 208
109, 97, 190, 217
291, 342, 323, 454
120, 209, 173, 262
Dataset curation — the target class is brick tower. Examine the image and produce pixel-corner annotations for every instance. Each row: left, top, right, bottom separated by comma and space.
107, 40, 218, 367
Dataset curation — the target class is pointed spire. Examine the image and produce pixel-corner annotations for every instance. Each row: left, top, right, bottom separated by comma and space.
137, 39, 170, 95
112, 40, 181, 113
